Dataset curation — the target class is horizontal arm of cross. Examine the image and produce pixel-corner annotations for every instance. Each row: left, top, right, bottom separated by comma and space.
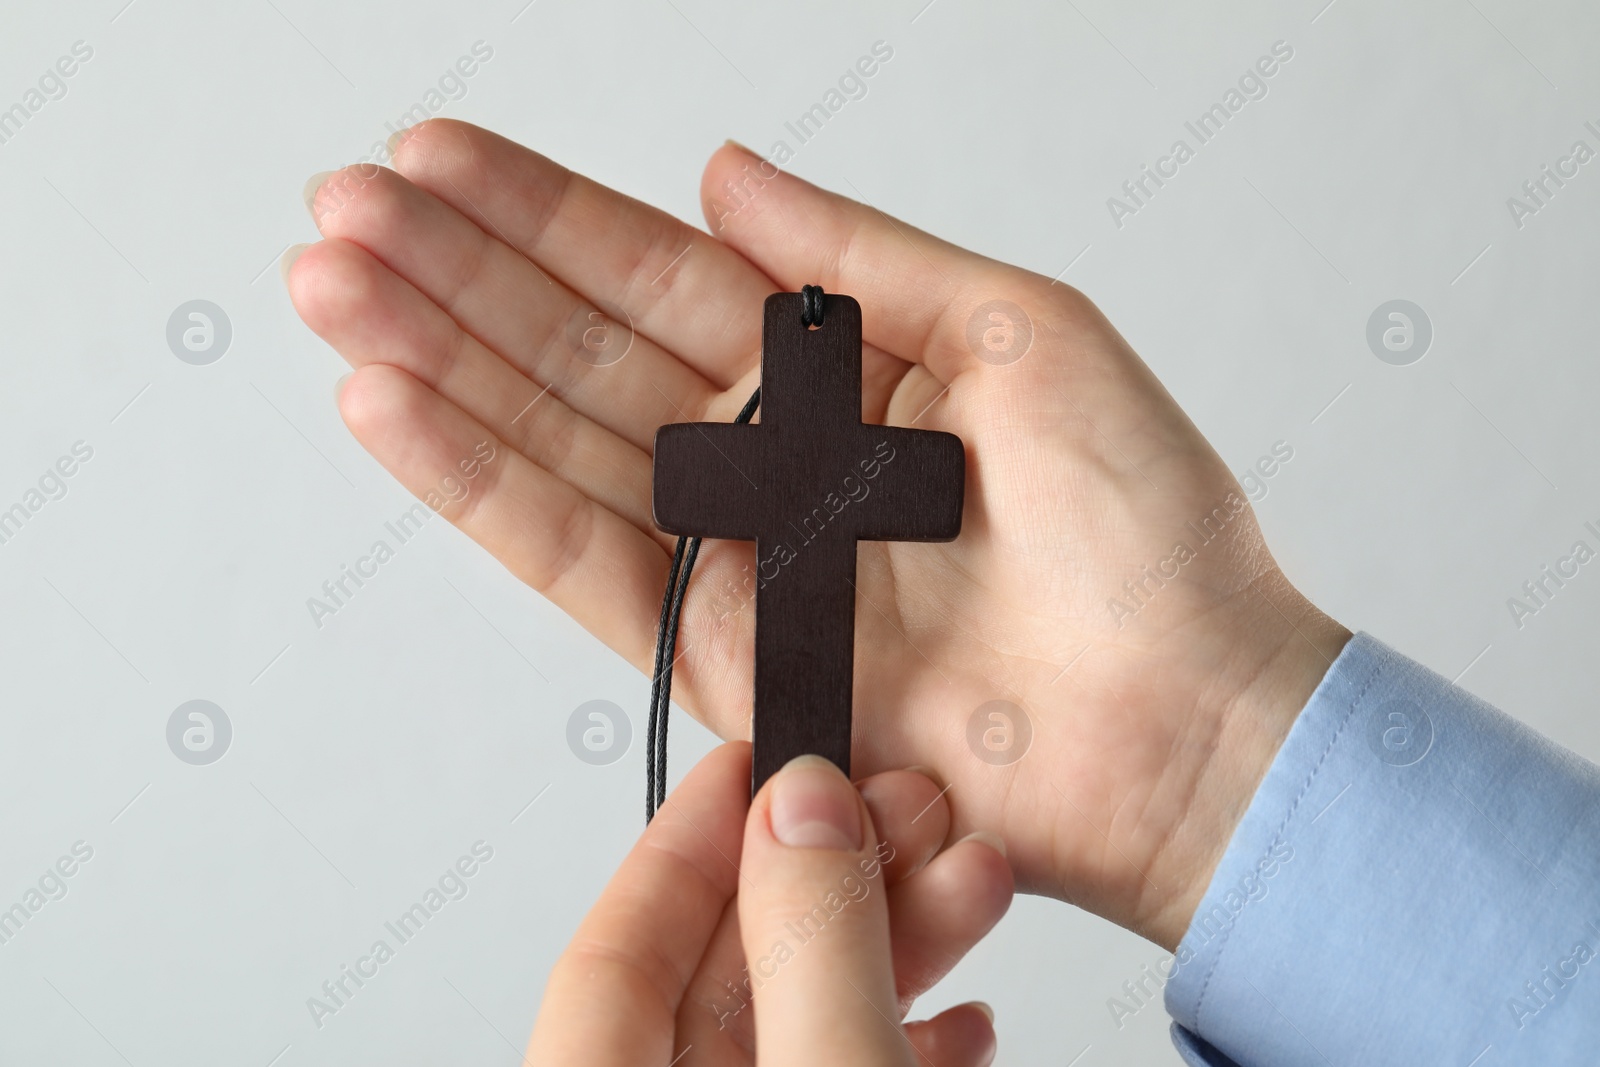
652, 423, 771, 540
846, 425, 965, 542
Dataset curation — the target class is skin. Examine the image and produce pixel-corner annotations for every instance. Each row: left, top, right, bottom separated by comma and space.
285, 118, 1351, 955
528, 744, 1012, 1066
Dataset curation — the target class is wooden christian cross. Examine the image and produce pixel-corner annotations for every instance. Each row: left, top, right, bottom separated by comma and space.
652, 291, 965, 792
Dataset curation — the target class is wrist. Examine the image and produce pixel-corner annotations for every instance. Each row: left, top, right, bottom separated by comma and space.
1137, 576, 1350, 950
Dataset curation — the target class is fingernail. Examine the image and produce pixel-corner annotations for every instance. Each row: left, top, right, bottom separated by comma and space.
905, 764, 939, 782
333, 372, 352, 403
957, 830, 1007, 858
962, 1000, 995, 1024
724, 137, 760, 158
770, 755, 862, 851
279, 242, 310, 286
303, 171, 333, 221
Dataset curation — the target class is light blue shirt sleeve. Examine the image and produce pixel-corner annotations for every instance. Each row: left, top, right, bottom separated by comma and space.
1163, 632, 1600, 1066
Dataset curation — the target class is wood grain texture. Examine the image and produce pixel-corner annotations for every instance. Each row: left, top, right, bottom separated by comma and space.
653, 293, 965, 793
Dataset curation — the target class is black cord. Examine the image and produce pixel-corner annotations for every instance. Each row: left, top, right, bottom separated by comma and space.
646, 383, 763, 823
801, 284, 825, 327
644, 535, 687, 818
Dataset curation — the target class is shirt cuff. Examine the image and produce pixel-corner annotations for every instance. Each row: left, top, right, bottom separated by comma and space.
1163, 632, 1600, 1066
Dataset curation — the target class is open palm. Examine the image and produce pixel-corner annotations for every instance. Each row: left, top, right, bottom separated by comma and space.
287, 120, 1347, 948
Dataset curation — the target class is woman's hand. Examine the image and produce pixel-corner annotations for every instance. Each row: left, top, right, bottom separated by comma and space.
286, 119, 1349, 948
529, 743, 1011, 1066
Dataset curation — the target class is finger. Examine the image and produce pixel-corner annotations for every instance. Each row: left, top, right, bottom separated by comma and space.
856, 768, 950, 884
904, 1003, 998, 1067
671, 899, 753, 1066
337, 354, 761, 737
672, 768, 956, 1061
738, 756, 914, 1067
703, 142, 1053, 383
288, 236, 665, 544
337, 363, 669, 670
305, 256, 765, 727
390, 118, 776, 389
528, 742, 751, 1066
886, 833, 1013, 1013
306, 163, 726, 452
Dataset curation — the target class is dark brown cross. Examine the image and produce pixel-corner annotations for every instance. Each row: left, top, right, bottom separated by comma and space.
652, 292, 965, 791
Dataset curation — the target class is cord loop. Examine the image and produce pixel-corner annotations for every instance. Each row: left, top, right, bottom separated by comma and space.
801, 284, 825, 327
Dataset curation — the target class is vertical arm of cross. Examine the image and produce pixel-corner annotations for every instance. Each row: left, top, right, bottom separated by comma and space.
759, 292, 862, 428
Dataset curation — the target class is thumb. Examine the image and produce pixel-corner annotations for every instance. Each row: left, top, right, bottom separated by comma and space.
737, 755, 913, 1067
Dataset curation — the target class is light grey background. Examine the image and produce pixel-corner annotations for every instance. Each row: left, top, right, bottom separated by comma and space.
2, 0, 1596, 1063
